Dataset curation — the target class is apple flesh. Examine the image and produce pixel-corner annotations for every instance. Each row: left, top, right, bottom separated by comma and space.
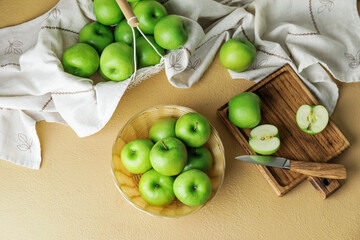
139, 169, 175, 206
93, 0, 124, 26
249, 124, 280, 155
154, 15, 188, 50
62, 43, 99, 78
100, 42, 134, 81
173, 169, 212, 206
296, 105, 329, 134
183, 147, 213, 173
149, 137, 187, 176
228, 92, 261, 128
79, 22, 114, 53
133, 0, 168, 34
219, 38, 256, 72
175, 112, 211, 148
120, 139, 154, 174
149, 117, 177, 143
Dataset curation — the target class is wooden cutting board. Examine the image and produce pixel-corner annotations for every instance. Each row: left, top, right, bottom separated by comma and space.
218, 64, 350, 198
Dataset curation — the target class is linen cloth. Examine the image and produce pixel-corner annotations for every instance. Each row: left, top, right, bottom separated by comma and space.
0, 0, 359, 169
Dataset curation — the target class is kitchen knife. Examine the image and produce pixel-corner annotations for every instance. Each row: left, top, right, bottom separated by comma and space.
235, 155, 347, 179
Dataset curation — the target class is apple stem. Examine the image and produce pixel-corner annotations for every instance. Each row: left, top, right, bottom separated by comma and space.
131, 150, 136, 154
193, 186, 197, 191
155, 183, 160, 189
161, 140, 168, 150
193, 122, 198, 131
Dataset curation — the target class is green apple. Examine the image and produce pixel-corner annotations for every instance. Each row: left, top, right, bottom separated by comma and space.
94, 0, 124, 26
62, 43, 99, 78
114, 19, 140, 45
130, 0, 162, 8
219, 38, 256, 72
228, 92, 261, 128
133, 0, 168, 34
183, 147, 213, 173
154, 15, 188, 50
149, 137, 187, 176
149, 117, 176, 143
100, 42, 134, 81
139, 169, 175, 206
175, 112, 211, 147
173, 169, 212, 206
136, 35, 164, 68
120, 139, 153, 174
249, 124, 280, 155
79, 22, 114, 53
296, 105, 329, 134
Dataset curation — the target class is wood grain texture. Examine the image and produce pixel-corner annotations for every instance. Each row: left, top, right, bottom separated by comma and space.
217, 64, 350, 198
112, 105, 226, 218
290, 161, 346, 179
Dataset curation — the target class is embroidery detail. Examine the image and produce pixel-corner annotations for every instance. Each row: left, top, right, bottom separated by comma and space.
317, 0, 334, 14
17, 133, 33, 152
168, 51, 185, 71
251, 59, 268, 70
288, 0, 320, 36
4, 41, 23, 55
186, 58, 201, 71
0, 63, 20, 68
344, 51, 360, 69
40, 26, 79, 35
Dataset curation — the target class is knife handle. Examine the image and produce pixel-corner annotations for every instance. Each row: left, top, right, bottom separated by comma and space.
290, 161, 347, 179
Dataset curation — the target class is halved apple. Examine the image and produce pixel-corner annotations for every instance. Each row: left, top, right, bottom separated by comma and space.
296, 105, 329, 134
249, 124, 280, 155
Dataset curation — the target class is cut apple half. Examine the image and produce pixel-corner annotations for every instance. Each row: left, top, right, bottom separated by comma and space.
249, 124, 280, 155
296, 105, 329, 134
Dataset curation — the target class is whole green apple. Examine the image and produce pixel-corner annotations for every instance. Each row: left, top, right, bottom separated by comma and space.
136, 35, 164, 68
154, 15, 188, 50
94, 0, 124, 26
175, 112, 211, 147
114, 19, 140, 45
120, 139, 154, 174
130, 0, 162, 8
133, 0, 168, 34
139, 169, 175, 206
62, 43, 99, 78
173, 169, 212, 206
296, 105, 329, 134
149, 137, 187, 176
249, 124, 280, 155
219, 38, 256, 72
100, 42, 134, 81
183, 147, 213, 173
228, 92, 261, 128
79, 22, 114, 53
149, 117, 176, 143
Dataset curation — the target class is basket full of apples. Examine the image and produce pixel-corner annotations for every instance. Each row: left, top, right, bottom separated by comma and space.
111, 105, 225, 218
62, 0, 189, 83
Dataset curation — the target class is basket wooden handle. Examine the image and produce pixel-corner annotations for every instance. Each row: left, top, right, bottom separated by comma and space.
290, 161, 347, 179
115, 0, 139, 27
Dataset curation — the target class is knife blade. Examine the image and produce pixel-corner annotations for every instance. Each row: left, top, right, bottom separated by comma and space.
235, 155, 346, 179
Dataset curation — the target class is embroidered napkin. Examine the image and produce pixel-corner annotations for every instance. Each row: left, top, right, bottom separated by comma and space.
0, 0, 359, 169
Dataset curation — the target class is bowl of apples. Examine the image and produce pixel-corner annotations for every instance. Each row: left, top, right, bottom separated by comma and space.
111, 105, 225, 218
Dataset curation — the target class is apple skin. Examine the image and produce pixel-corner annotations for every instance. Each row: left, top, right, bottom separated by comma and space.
219, 38, 256, 72
149, 137, 187, 176
173, 169, 212, 206
62, 43, 99, 78
136, 35, 165, 68
79, 22, 114, 53
139, 169, 175, 206
133, 0, 168, 34
249, 124, 280, 155
228, 92, 261, 128
114, 19, 140, 45
154, 15, 188, 50
94, 0, 124, 26
120, 139, 154, 174
175, 112, 211, 148
296, 105, 329, 134
149, 117, 176, 143
100, 42, 134, 81
183, 147, 213, 173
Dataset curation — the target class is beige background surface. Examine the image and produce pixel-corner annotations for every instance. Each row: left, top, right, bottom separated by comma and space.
0, 1, 359, 239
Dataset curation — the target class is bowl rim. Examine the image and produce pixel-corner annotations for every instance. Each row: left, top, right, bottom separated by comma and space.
110, 104, 226, 218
